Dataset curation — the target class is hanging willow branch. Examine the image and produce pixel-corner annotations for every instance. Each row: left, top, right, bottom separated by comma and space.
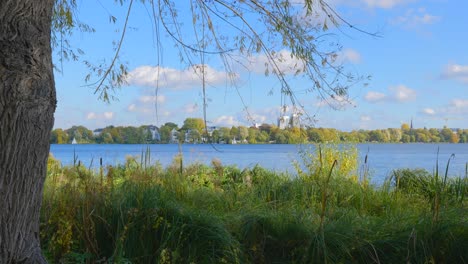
53, 0, 378, 124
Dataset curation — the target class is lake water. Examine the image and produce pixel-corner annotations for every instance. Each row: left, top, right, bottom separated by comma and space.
50, 143, 468, 184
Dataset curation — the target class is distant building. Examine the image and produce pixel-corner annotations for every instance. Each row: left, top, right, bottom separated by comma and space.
206, 126, 218, 136
291, 114, 300, 128
170, 129, 179, 143
93, 128, 103, 136
278, 115, 290, 129
278, 114, 300, 129
202, 126, 219, 142
147, 125, 161, 141
184, 129, 192, 143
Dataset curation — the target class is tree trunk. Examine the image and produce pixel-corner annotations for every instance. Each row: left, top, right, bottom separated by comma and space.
0, 0, 55, 263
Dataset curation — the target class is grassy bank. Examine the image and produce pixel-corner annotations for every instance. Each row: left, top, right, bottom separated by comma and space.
42, 146, 467, 263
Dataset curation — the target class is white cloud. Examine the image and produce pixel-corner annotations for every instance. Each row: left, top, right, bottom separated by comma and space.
391, 8, 441, 28
422, 108, 436, 115
331, 95, 355, 109
103, 112, 114, 119
340, 49, 362, 64
139, 95, 166, 104
364, 91, 387, 102
86, 111, 114, 120
365, 85, 416, 103
247, 49, 305, 75
441, 99, 468, 116
125, 65, 236, 90
183, 103, 199, 114
241, 107, 281, 125
213, 115, 240, 126
127, 104, 136, 111
442, 63, 468, 84
315, 95, 356, 110
287, 0, 338, 31
327, 48, 362, 66
247, 113, 268, 125
360, 115, 371, 121
87, 112, 97, 120
418, 99, 468, 120
362, 0, 413, 9
126, 105, 151, 114
325, 0, 413, 10
451, 99, 468, 108
127, 95, 165, 114
418, 14, 440, 24
390, 85, 417, 102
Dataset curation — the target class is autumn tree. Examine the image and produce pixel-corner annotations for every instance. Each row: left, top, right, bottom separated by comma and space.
0, 0, 369, 262
65, 125, 94, 143
368, 130, 384, 142
287, 127, 306, 144
50, 128, 69, 144
274, 129, 288, 143
388, 128, 402, 142
459, 130, 468, 143
238, 126, 249, 142
101, 132, 114, 143
211, 129, 221, 143
449, 132, 460, 143
230, 126, 239, 141
186, 129, 202, 143
401, 123, 411, 132
247, 127, 259, 144
429, 128, 442, 142
181, 118, 205, 134
219, 127, 233, 143
159, 122, 179, 143
257, 130, 270, 143
440, 127, 454, 142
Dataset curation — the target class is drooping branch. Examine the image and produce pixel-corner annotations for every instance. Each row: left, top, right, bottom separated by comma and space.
81, 0, 134, 102
56, 0, 377, 125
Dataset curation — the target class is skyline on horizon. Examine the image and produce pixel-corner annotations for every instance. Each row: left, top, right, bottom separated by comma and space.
53, 116, 465, 132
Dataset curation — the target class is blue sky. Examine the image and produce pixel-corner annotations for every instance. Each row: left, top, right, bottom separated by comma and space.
54, 0, 468, 131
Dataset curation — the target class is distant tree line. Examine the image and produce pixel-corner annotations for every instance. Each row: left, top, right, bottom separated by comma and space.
51, 118, 468, 144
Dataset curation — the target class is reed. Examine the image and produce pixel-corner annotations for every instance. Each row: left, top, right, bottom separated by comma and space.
41, 147, 467, 263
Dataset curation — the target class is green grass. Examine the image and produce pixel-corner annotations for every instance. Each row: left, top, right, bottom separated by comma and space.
42, 147, 468, 263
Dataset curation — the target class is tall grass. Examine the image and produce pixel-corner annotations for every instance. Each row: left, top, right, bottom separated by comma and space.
42, 148, 467, 263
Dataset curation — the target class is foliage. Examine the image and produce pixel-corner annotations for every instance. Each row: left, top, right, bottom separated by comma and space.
52, 122, 468, 145
50, 129, 69, 144
42, 151, 467, 263
181, 118, 205, 133
51, 0, 378, 123
295, 144, 359, 181
63, 126, 94, 144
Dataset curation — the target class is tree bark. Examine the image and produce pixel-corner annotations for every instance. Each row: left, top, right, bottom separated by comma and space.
0, 0, 55, 263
